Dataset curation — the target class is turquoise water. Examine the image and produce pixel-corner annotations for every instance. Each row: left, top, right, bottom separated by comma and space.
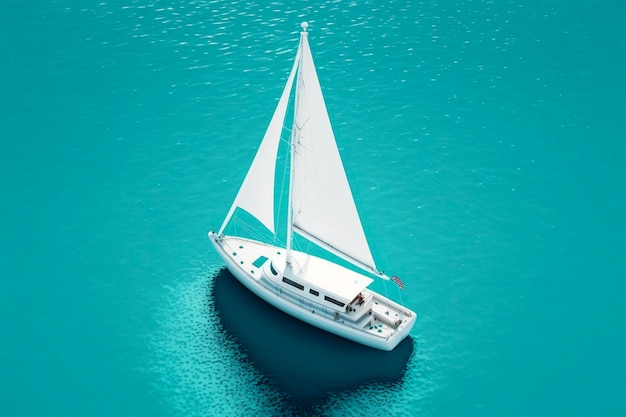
1, 1, 625, 416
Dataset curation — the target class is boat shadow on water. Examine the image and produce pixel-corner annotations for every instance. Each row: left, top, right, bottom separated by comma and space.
210, 267, 415, 403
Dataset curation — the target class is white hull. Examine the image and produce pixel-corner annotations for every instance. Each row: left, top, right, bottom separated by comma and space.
209, 231, 416, 351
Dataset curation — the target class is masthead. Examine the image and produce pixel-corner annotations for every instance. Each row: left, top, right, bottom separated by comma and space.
301, 21, 309, 31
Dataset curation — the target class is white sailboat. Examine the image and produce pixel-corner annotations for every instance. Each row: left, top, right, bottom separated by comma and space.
209, 22, 416, 351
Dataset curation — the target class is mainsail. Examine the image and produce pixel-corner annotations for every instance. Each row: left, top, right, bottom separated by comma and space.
289, 29, 377, 273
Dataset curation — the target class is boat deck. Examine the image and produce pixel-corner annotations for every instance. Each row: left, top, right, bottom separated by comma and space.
214, 234, 415, 345
344, 293, 408, 338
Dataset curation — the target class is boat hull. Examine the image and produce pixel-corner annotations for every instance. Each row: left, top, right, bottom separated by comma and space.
209, 232, 416, 351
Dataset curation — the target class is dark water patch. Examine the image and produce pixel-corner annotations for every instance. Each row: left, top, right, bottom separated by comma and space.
210, 267, 414, 411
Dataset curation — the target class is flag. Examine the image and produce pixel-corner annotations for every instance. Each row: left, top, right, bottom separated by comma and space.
391, 275, 404, 290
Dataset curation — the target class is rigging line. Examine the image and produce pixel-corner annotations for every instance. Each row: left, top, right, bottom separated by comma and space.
231, 216, 266, 243
292, 124, 312, 155
397, 284, 405, 307
275, 135, 290, 245
293, 115, 310, 132
278, 128, 292, 146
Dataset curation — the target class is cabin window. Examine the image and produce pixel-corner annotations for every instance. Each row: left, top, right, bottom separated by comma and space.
269, 262, 278, 276
309, 289, 319, 296
282, 277, 304, 290
324, 296, 345, 307
252, 256, 268, 268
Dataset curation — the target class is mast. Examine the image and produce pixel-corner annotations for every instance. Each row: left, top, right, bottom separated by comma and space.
286, 22, 309, 266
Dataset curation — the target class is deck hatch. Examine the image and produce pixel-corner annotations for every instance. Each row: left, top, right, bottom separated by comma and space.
252, 255, 269, 268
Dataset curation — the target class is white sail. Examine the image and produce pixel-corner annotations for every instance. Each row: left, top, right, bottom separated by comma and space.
218, 47, 301, 235
290, 30, 377, 272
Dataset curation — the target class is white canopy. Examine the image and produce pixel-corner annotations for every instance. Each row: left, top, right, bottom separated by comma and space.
287, 251, 373, 304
